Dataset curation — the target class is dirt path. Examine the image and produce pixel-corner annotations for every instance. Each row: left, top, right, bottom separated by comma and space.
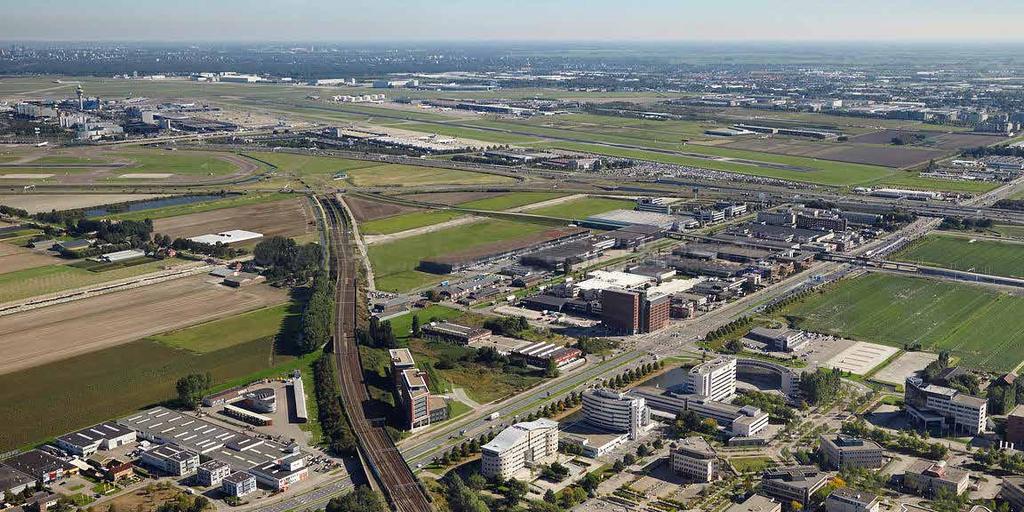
448, 388, 482, 409
509, 193, 585, 212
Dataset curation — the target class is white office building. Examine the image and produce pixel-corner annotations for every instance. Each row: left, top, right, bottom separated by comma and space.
139, 444, 200, 476
671, 436, 717, 482
685, 356, 737, 402
222, 472, 257, 497
582, 388, 651, 440
481, 419, 559, 479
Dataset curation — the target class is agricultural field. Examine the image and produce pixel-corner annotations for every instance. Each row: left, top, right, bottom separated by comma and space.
404, 191, 506, 205
109, 149, 240, 176
0, 329, 313, 452
345, 195, 421, 222
359, 210, 465, 235
719, 137, 945, 168
989, 224, 1024, 239
783, 273, 1024, 372
891, 234, 1024, 278
150, 196, 313, 239
526, 196, 634, 219
0, 241, 61, 275
457, 192, 567, 211
344, 163, 514, 187
147, 302, 298, 353
104, 192, 293, 221
0, 193, 169, 214
368, 219, 549, 292
245, 151, 381, 185
0, 258, 189, 304
0, 274, 289, 374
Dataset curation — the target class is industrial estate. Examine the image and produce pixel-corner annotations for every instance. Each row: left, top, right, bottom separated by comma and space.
4, 32, 1024, 512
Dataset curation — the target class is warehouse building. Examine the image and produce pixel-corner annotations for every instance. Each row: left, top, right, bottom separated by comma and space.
55, 421, 137, 457
520, 239, 606, 271
745, 327, 808, 352
585, 209, 683, 230
289, 371, 308, 424
188, 230, 264, 245
671, 436, 717, 482
4, 450, 76, 484
249, 455, 309, 491
761, 466, 831, 506
511, 342, 583, 368
481, 419, 559, 479
421, 322, 492, 345
0, 464, 35, 500
419, 228, 589, 274
820, 435, 884, 470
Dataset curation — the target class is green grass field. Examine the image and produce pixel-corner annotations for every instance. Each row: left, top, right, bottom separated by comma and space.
245, 151, 380, 184
102, 192, 294, 221
148, 303, 296, 353
368, 219, 549, 292
891, 234, 1024, 278
359, 210, 465, 235
395, 122, 542, 144
457, 192, 566, 211
390, 305, 462, 340
345, 163, 514, 187
112, 149, 239, 176
526, 196, 634, 219
870, 173, 1000, 194
990, 224, 1024, 239
784, 273, 1024, 372
0, 259, 186, 303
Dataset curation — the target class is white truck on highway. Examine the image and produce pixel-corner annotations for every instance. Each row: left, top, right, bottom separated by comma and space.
488, 412, 500, 421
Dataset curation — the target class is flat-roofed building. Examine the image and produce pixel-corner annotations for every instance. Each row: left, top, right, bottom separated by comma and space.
905, 377, 987, 435
56, 421, 137, 457
628, 388, 769, 437
222, 472, 257, 497
388, 348, 446, 429
686, 356, 737, 402
4, 450, 75, 484
197, 460, 231, 487
904, 460, 970, 497
745, 327, 808, 353
1001, 476, 1024, 512
725, 494, 781, 512
671, 436, 717, 482
481, 419, 558, 479
0, 464, 35, 500
761, 466, 831, 506
820, 435, 884, 470
826, 488, 881, 512
140, 444, 200, 476
421, 322, 492, 345
581, 388, 650, 440
249, 455, 308, 491
1006, 405, 1024, 445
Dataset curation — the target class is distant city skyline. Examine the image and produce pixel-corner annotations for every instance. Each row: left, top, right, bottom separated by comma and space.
3, 0, 1023, 43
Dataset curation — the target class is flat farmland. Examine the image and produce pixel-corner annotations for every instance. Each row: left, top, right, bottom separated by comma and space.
784, 273, 1024, 372
0, 259, 189, 304
526, 196, 634, 218
148, 302, 297, 353
0, 242, 59, 275
345, 195, 421, 222
849, 130, 1005, 150
345, 163, 514, 187
110, 149, 241, 176
359, 210, 465, 235
151, 197, 313, 239
104, 192, 293, 221
458, 192, 567, 211
0, 194, 168, 213
720, 138, 945, 168
0, 274, 289, 375
245, 151, 381, 185
871, 173, 999, 194
368, 219, 549, 292
891, 234, 1024, 278
404, 191, 505, 205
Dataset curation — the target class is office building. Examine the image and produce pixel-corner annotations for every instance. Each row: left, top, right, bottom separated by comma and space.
903, 460, 970, 497
481, 419, 559, 479
745, 327, 808, 352
725, 494, 781, 512
685, 356, 737, 402
1006, 405, 1024, 446
140, 444, 200, 476
761, 466, 831, 506
820, 435, 884, 470
601, 288, 671, 335
249, 454, 308, 491
826, 488, 881, 512
197, 460, 231, 487
55, 422, 137, 457
671, 436, 717, 482
389, 348, 447, 429
1001, 476, 1024, 512
629, 389, 769, 437
222, 472, 257, 497
581, 388, 650, 440
905, 377, 987, 435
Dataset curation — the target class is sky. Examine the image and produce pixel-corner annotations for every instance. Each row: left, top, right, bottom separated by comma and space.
2, 0, 1021, 42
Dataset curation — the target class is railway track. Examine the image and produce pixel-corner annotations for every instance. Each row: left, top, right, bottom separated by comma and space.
321, 195, 433, 512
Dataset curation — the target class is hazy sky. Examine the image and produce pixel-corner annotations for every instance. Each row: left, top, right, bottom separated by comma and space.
2, 0, 1021, 42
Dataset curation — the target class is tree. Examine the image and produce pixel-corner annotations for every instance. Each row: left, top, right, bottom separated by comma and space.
503, 479, 529, 508
325, 487, 388, 512
175, 373, 212, 409
543, 489, 556, 504
411, 315, 421, 337
466, 472, 487, 490
446, 474, 491, 512
545, 358, 560, 378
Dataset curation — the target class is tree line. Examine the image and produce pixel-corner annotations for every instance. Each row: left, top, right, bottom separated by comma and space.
297, 271, 333, 354
312, 353, 357, 456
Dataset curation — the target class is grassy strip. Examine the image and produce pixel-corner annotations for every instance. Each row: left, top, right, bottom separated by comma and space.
102, 192, 294, 221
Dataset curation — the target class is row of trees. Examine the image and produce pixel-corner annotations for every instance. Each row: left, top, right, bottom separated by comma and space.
734, 390, 798, 424
357, 316, 397, 349
993, 199, 1024, 212
297, 271, 333, 354
939, 216, 994, 231
324, 486, 388, 512
988, 376, 1024, 414
168, 237, 243, 259
312, 353, 357, 456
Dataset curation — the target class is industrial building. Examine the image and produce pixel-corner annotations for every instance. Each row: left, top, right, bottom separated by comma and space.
0, 464, 34, 501
248, 455, 309, 491
510, 342, 583, 368
188, 230, 264, 245
761, 466, 831, 506
903, 460, 970, 497
3, 450, 75, 485
421, 322, 492, 345
419, 227, 589, 274
288, 371, 308, 423
585, 209, 686, 231
581, 388, 651, 440
222, 471, 257, 497
481, 419, 559, 479
685, 356, 737, 402
820, 435, 884, 470
825, 488, 881, 512
904, 376, 987, 435
520, 239, 606, 270
197, 460, 232, 487
140, 444, 200, 476
670, 436, 717, 482
55, 421, 137, 457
